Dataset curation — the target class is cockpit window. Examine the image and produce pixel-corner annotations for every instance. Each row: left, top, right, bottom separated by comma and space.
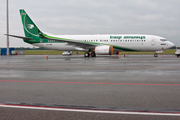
160, 39, 167, 41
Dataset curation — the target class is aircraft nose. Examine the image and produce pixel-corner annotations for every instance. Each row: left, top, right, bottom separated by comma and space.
168, 41, 175, 48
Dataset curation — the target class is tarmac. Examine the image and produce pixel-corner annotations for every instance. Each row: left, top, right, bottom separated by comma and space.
0, 55, 180, 120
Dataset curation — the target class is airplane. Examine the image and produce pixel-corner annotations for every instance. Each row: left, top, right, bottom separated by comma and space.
7, 9, 175, 57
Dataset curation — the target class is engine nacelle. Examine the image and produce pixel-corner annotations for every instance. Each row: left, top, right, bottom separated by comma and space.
94, 45, 113, 55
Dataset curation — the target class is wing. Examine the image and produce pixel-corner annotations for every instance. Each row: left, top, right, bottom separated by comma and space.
39, 31, 99, 49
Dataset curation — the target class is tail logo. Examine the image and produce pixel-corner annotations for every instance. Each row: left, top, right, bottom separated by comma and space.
27, 24, 34, 29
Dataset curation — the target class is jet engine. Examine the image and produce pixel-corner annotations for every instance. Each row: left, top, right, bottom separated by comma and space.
94, 45, 113, 55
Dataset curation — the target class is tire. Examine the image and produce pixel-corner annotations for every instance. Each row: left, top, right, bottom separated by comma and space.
91, 52, 96, 57
154, 53, 158, 57
84, 52, 90, 57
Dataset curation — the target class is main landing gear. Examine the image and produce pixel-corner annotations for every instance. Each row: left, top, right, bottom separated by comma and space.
84, 52, 90, 57
91, 52, 96, 57
84, 52, 96, 57
154, 53, 158, 57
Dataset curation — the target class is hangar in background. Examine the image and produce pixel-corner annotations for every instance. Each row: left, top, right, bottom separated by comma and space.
0, 48, 15, 55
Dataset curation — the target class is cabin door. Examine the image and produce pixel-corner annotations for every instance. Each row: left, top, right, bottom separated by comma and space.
151, 38, 156, 46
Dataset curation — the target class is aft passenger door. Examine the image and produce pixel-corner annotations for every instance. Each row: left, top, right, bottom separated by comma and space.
40, 38, 44, 47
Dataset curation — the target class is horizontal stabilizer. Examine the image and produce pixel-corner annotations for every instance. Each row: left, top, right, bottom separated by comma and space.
5, 34, 33, 40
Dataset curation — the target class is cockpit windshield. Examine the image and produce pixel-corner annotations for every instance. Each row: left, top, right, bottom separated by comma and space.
160, 39, 167, 41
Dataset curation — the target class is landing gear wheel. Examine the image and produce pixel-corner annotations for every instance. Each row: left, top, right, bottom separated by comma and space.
154, 53, 158, 57
91, 52, 96, 57
84, 52, 90, 57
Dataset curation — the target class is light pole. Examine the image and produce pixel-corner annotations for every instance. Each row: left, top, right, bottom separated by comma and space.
7, 0, 9, 56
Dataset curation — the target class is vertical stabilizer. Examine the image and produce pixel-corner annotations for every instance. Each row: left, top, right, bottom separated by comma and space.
20, 9, 41, 38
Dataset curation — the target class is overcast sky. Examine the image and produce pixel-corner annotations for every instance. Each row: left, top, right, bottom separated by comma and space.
0, 0, 180, 47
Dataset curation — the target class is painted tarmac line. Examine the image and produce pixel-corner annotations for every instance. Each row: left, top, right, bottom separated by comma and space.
0, 104, 180, 116
0, 80, 180, 86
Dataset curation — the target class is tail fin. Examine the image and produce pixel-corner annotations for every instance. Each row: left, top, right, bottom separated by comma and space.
20, 9, 41, 38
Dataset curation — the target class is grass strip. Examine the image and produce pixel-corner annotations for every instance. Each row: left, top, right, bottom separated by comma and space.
24, 49, 176, 55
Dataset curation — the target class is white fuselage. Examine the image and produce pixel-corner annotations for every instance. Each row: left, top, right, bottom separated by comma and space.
33, 34, 174, 52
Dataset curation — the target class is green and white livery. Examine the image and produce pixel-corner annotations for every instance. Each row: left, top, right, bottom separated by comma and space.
7, 9, 174, 57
